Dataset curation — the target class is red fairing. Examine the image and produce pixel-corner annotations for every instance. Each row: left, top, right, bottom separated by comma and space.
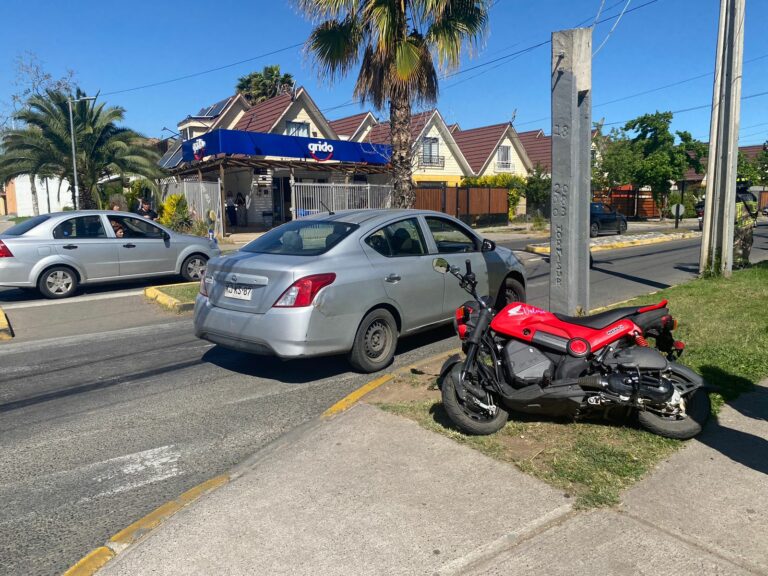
490, 303, 641, 353
637, 300, 668, 313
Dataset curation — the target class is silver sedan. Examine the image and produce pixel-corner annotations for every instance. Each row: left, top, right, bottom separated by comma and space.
194, 209, 526, 373
0, 210, 220, 298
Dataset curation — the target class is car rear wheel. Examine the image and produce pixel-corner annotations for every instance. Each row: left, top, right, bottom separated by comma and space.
590, 222, 599, 238
38, 266, 78, 299
496, 277, 526, 311
181, 254, 208, 282
349, 308, 398, 373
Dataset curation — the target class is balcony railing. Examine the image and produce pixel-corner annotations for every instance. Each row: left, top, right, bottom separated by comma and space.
495, 161, 514, 172
418, 154, 445, 169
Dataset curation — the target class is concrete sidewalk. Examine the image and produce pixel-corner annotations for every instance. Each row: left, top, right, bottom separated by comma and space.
96, 381, 768, 575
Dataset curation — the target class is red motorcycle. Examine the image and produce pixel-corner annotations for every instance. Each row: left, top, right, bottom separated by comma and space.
435, 258, 710, 440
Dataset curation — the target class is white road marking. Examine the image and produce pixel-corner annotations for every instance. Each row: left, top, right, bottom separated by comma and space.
0, 289, 145, 310
81, 445, 181, 502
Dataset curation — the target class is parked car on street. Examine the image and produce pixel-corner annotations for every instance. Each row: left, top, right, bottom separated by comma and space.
194, 209, 527, 373
590, 202, 628, 237
0, 211, 220, 298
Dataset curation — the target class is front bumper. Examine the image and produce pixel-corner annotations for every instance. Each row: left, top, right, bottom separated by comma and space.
193, 295, 355, 358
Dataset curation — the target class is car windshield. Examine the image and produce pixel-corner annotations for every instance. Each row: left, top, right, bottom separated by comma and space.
2, 214, 52, 236
241, 220, 358, 256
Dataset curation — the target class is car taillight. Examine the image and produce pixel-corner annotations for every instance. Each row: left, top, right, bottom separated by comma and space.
0, 240, 13, 258
273, 273, 336, 308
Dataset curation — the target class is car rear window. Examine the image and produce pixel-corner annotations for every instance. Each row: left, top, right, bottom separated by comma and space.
241, 220, 358, 256
2, 215, 52, 236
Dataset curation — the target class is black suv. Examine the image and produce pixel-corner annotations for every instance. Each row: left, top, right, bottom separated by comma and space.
590, 202, 628, 237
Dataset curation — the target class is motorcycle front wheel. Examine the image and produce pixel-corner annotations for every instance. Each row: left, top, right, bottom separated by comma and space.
442, 363, 508, 435
637, 363, 711, 440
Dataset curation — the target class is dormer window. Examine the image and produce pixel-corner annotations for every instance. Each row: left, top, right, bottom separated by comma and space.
496, 145, 513, 172
286, 121, 310, 137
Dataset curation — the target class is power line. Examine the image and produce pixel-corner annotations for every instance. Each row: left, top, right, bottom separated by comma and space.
102, 43, 305, 96
593, 0, 632, 56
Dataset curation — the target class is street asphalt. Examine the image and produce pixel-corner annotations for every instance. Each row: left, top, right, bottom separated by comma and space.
0, 222, 766, 574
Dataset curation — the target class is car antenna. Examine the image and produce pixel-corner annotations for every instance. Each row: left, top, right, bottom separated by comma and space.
320, 200, 335, 215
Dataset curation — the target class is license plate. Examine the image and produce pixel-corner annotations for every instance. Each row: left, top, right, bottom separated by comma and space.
224, 283, 252, 301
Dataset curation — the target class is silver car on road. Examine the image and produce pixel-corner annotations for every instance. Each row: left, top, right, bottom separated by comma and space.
194, 209, 526, 372
0, 211, 220, 298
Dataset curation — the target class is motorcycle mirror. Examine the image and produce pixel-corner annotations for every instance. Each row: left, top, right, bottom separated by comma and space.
432, 258, 450, 274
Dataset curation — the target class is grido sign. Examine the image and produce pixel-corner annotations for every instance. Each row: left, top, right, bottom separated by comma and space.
308, 140, 334, 162
181, 129, 391, 166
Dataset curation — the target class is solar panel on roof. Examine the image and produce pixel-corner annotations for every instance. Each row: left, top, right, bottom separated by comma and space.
159, 144, 183, 169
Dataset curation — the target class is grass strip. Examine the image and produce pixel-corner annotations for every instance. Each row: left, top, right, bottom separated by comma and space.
156, 282, 199, 303
376, 261, 768, 508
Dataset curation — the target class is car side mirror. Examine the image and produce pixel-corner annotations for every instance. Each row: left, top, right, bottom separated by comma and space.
481, 238, 496, 252
432, 257, 449, 274
162, 231, 171, 241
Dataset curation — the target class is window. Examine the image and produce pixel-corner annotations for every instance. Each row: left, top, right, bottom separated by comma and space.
365, 218, 426, 257
425, 217, 477, 254
52, 216, 107, 239
422, 137, 439, 161
241, 220, 358, 256
286, 121, 310, 137
108, 216, 165, 239
3, 214, 50, 236
496, 146, 513, 171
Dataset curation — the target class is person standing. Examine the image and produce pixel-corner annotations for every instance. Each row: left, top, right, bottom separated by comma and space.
136, 199, 158, 220
236, 192, 248, 227
225, 192, 238, 228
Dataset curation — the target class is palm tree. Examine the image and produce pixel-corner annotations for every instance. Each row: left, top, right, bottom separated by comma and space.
298, 0, 489, 208
0, 88, 164, 210
236, 65, 295, 104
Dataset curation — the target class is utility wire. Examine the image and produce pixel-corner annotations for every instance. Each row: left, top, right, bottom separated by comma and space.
102, 43, 305, 96
592, 0, 608, 25
593, 0, 632, 56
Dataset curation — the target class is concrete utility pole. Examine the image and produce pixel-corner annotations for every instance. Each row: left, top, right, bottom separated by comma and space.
550, 28, 592, 315
700, 0, 746, 277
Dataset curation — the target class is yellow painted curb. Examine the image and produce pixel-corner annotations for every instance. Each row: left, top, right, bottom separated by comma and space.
61, 547, 115, 576
110, 474, 229, 547
144, 283, 196, 313
0, 305, 12, 340
323, 374, 394, 417
525, 231, 699, 255
63, 474, 229, 575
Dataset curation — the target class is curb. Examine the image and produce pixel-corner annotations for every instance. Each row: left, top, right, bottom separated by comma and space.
525, 231, 700, 255
322, 348, 461, 418
62, 475, 229, 576
144, 283, 196, 313
0, 305, 13, 341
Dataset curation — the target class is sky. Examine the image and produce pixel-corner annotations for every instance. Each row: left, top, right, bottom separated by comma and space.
1, 0, 766, 146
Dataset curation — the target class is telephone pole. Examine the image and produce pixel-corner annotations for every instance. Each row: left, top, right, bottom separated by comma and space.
699, 0, 746, 277
550, 28, 592, 315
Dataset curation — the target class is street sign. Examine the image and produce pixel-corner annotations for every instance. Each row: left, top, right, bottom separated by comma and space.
670, 204, 685, 218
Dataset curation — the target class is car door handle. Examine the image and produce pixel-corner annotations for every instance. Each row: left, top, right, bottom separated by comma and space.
122, 243, 136, 248
385, 274, 401, 283
63, 244, 78, 250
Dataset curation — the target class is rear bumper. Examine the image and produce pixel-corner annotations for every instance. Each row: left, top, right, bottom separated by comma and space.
193, 295, 354, 358
0, 259, 35, 287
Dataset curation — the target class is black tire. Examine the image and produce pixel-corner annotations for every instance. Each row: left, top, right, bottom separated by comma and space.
442, 364, 508, 435
349, 308, 398, 373
637, 363, 711, 440
590, 222, 599, 238
618, 220, 627, 235
38, 266, 78, 299
181, 254, 208, 282
496, 276, 526, 311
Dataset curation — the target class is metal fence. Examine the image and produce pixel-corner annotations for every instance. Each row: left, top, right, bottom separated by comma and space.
292, 182, 393, 219
160, 179, 223, 237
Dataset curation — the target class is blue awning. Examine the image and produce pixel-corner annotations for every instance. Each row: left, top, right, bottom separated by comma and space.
181, 129, 391, 166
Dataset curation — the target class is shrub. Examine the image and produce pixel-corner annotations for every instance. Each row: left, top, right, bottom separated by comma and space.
666, 191, 697, 218
159, 194, 192, 232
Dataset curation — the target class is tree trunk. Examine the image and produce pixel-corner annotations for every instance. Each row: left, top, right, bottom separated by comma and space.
389, 93, 414, 209
45, 178, 51, 214
79, 182, 97, 209
29, 175, 40, 216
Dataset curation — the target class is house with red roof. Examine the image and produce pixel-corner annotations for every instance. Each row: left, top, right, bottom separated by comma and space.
329, 112, 378, 142
453, 122, 532, 179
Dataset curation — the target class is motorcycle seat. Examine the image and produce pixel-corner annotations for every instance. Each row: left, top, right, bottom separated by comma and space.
554, 306, 642, 330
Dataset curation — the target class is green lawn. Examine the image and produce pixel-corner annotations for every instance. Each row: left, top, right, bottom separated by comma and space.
377, 261, 768, 508
156, 283, 199, 303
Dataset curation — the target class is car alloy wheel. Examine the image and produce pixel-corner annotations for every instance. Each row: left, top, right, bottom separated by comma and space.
182, 255, 208, 281
47, 270, 74, 294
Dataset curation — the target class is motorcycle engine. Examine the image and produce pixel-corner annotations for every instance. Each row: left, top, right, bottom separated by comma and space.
503, 340, 553, 386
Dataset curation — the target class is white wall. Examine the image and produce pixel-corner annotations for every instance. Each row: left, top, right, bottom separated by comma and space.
13, 176, 73, 216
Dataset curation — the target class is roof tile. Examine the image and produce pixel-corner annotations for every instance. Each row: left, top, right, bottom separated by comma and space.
234, 92, 294, 133
452, 123, 509, 173
329, 112, 372, 137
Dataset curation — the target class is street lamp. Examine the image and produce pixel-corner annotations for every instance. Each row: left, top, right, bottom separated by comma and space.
68, 95, 96, 210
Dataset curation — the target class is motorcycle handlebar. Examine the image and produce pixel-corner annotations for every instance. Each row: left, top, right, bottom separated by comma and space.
465, 259, 472, 276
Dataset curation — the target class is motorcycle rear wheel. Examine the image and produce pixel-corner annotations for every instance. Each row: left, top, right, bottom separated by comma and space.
637, 363, 710, 440
442, 363, 508, 435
